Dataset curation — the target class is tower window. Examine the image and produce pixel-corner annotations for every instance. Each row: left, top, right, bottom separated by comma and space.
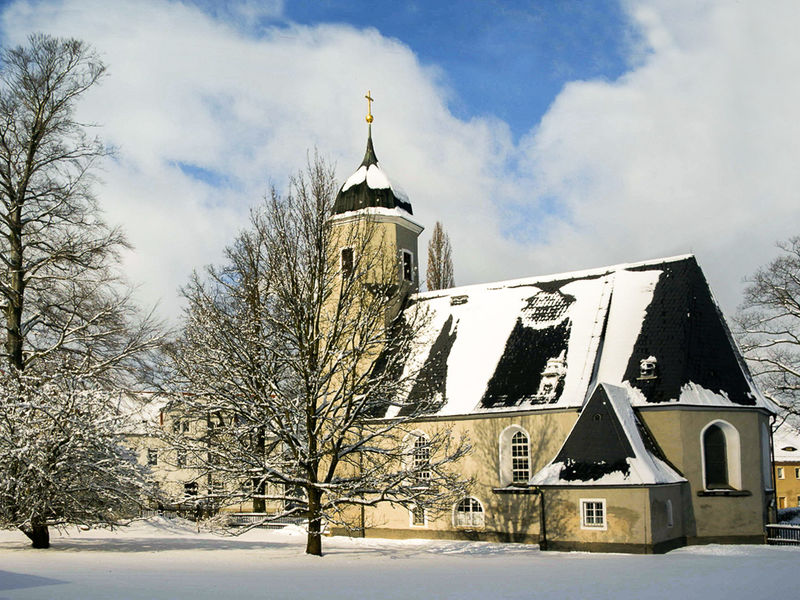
402, 250, 413, 282
341, 247, 354, 277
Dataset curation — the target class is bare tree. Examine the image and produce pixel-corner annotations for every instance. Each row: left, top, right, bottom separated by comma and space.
426, 221, 454, 291
166, 155, 469, 555
736, 236, 800, 416
0, 34, 163, 548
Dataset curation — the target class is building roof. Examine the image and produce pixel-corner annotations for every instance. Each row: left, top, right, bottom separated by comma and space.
384, 255, 773, 418
528, 383, 686, 486
774, 423, 800, 462
333, 125, 413, 215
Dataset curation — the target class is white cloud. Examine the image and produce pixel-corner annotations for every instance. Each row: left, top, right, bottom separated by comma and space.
518, 0, 800, 312
2, 0, 798, 320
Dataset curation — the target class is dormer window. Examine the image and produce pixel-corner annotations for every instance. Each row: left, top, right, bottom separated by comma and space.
639, 356, 657, 380
341, 247, 354, 277
402, 250, 413, 282
535, 351, 566, 403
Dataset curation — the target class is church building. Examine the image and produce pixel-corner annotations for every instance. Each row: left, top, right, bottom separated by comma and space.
327, 107, 777, 553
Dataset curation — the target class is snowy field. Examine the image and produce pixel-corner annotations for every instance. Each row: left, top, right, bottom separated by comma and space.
1, 519, 799, 600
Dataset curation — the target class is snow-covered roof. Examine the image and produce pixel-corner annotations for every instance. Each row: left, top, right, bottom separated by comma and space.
528, 383, 686, 486
774, 423, 800, 462
334, 126, 412, 215
385, 254, 771, 418
117, 394, 165, 435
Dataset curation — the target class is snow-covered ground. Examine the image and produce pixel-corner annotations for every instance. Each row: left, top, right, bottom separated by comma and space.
1, 519, 798, 600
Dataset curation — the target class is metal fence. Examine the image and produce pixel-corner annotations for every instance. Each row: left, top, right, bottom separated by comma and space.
766, 524, 800, 545
226, 513, 305, 530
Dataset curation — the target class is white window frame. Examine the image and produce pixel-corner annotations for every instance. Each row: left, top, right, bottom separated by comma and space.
580, 498, 607, 531
453, 497, 485, 529
404, 431, 431, 486
778, 466, 785, 479
498, 425, 531, 486
795, 467, 800, 480
700, 420, 742, 491
409, 504, 427, 528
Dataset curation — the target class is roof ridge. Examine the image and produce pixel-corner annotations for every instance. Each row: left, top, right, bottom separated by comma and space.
413, 254, 696, 300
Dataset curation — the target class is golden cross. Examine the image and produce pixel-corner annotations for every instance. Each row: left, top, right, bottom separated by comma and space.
365, 90, 374, 123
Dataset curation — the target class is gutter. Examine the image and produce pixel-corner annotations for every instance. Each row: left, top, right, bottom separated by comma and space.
492, 485, 547, 551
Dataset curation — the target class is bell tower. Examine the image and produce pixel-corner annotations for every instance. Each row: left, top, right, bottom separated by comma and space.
329, 92, 423, 299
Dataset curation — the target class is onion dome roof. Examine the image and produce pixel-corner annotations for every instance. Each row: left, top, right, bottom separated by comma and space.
333, 125, 413, 215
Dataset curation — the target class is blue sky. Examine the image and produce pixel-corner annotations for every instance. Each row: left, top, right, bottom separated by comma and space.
280, 1, 638, 137
1, 0, 799, 320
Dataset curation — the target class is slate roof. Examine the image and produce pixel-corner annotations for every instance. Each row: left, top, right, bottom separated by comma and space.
333, 126, 413, 215
528, 383, 686, 486
384, 255, 773, 418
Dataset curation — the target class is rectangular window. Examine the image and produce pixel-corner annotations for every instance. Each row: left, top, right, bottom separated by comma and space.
778, 496, 787, 509
580, 499, 607, 530
778, 467, 785, 479
341, 247, 354, 277
184, 482, 198, 499
413, 436, 431, 486
411, 505, 426, 527
795, 467, 799, 479
402, 250, 413, 282
147, 448, 158, 466
176, 449, 187, 468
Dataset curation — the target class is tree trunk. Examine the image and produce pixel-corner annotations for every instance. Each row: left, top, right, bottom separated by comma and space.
22, 524, 50, 549
305, 486, 322, 556
6, 201, 24, 372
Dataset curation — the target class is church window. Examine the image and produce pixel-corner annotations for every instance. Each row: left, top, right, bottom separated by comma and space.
778, 467, 785, 479
402, 250, 413, 282
147, 448, 158, 466
499, 426, 531, 486
413, 434, 431, 485
454, 497, 484, 528
704, 425, 729, 488
511, 431, 530, 483
341, 247, 354, 277
580, 498, 606, 530
701, 421, 741, 490
666, 499, 674, 528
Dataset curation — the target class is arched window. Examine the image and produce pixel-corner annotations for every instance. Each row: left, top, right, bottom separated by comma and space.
701, 420, 741, 490
499, 425, 531, 486
412, 434, 430, 486
511, 431, 530, 483
704, 424, 728, 488
454, 497, 485, 528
